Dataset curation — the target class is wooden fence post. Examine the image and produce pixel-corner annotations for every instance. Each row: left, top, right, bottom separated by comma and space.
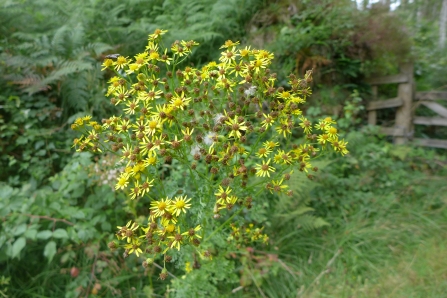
394, 63, 414, 144
368, 86, 378, 125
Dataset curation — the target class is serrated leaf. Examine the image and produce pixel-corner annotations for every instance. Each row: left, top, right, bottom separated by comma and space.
36, 230, 53, 240
12, 237, 26, 258
52, 228, 68, 239
44, 241, 57, 262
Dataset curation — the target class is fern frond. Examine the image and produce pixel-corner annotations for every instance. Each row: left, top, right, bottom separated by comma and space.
24, 60, 93, 94
296, 214, 330, 231
84, 42, 113, 57
272, 164, 332, 232
51, 25, 69, 54
69, 23, 86, 50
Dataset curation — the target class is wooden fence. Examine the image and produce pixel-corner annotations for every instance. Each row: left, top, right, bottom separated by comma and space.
366, 63, 447, 149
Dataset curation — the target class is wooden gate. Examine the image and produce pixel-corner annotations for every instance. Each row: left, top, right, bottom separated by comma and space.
366, 63, 447, 149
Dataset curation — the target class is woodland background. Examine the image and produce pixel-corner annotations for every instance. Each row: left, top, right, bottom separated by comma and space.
1, 0, 447, 297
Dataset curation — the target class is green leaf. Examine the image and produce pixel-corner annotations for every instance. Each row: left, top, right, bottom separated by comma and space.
12, 237, 26, 259
24, 229, 38, 240
36, 230, 53, 240
71, 210, 85, 219
52, 229, 68, 239
101, 221, 111, 232
44, 241, 57, 262
13, 223, 27, 236
0, 185, 14, 200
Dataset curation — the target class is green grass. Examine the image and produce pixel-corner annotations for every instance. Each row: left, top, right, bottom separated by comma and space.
256, 147, 447, 298
258, 206, 447, 298
300, 207, 447, 298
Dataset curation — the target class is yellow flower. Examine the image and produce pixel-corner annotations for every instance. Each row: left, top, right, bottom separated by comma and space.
255, 159, 275, 177
131, 162, 146, 176
225, 116, 247, 139
134, 52, 149, 66
150, 197, 172, 217
113, 56, 129, 71
317, 134, 330, 145
263, 140, 279, 150
261, 113, 275, 129
185, 262, 192, 273
116, 220, 139, 243
130, 180, 141, 200
101, 58, 113, 71
181, 127, 194, 142
219, 48, 239, 64
169, 196, 192, 217
117, 118, 130, 133
256, 147, 272, 158
275, 118, 292, 138
182, 225, 202, 242
124, 239, 143, 257
152, 134, 167, 150
227, 60, 245, 77
161, 211, 178, 226
123, 99, 139, 115
145, 117, 162, 136
326, 126, 338, 139
159, 48, 173, 65
125, 63, 141, 75
315, 119, 328, 131
255, 49, 274, 61
324, 116, 336, 125
226, 196, 237, 205
215, 186, 232, 204
167, 227, 185, 251
299, 117, 312, 134
268, 179, 288, 194
170, 92, 191, 110
165, 224, 176, 234
138, 87, 163, 101
239, 46, 252, 58
139, 177, 154, 197
148, 28, 168, 40
112, 86, 131, 105
273, 149, 293, 165
143, 152, 158, 167
277, 90, 292, 100
220, 40, 240, 49
251, 58, 268, 73
115, 172, 130, 190
298, 158, 312, 173
332, 139, 349, 156
149, 50, 160, 61
168, 135, 183, 150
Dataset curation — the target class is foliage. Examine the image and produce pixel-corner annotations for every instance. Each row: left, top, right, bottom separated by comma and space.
0, 1, 266, 296
72, 28, 348, 294
0, 0, 264, 183
245, 0, 412, 109
244, 131, 447, 297
1, 0, 446, 297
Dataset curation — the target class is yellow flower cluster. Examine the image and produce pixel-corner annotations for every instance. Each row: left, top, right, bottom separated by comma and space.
228, 223, 269, 247
73, 29, 348, 271
115, 194, 201, 258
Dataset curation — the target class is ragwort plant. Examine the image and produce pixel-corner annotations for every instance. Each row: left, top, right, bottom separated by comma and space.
72, 29, 348, 282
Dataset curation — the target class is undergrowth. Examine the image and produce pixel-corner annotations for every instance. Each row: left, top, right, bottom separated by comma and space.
255, 132, 447, 298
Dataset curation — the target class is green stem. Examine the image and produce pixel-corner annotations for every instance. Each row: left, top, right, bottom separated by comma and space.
204, 208, 243, 242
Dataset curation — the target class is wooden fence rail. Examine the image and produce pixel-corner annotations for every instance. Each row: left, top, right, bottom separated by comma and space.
366, 63, 447, 149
